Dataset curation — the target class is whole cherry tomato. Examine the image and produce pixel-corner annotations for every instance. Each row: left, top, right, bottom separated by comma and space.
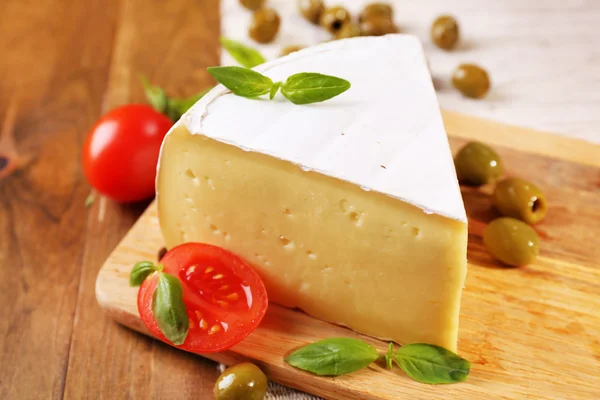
82, 104, 172, 203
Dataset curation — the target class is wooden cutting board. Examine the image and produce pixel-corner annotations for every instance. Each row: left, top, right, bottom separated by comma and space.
96, 111, 600, 400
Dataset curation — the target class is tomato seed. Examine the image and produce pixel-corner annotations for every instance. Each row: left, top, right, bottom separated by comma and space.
187, 265, 197, 275
199, 319, 208, 329
209, 325, 221, 335
205, 267, 214, 273
225, 292, 239, 301
213, 274, 224, 280
217, 300, 228, 307
219, 285, 229, 291
195, 310, 203, 319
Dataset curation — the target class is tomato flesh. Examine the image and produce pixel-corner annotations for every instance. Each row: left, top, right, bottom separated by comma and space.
138, 243, 268, 353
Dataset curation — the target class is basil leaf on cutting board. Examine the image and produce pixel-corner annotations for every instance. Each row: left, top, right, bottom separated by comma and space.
285, 338, 471, 384
285, 338, 379, 376
152, 272, 189, 345
393, 343, 471, 384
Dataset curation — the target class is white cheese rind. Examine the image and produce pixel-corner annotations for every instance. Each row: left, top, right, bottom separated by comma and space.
174, 35, 466, 223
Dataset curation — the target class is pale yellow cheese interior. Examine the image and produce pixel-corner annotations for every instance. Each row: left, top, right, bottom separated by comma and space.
158, 125, 468, 351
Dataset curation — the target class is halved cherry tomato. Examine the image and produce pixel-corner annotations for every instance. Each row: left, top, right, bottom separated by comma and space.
82, 104, 173, 203
138, 243, 269, 353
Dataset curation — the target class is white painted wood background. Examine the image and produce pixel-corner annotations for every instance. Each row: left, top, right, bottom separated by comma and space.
222, 0, 600, 144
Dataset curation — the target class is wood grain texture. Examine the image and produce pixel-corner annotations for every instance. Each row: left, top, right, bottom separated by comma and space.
97, 115, 600, 400
62, 1, 221, 399
0, 0, 221, 399
0, 1, 121, 398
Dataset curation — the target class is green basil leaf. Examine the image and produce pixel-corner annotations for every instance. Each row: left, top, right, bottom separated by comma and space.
167, 88, 211, 121
393, 343, 470, 384
140, 75, 168, 113
280, 72, 351, 105
385, 342, 395, 369
129, 261, 159, 286
285, 338, 379, 376
152, 273, 189, 345
220, 37, 266, 68
270, 81, 282, 100
207, 66, 273, 98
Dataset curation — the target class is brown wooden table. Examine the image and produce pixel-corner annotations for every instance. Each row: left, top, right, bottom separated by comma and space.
0, 1, 223, 398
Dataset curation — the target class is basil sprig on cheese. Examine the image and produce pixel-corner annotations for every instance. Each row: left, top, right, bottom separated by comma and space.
129, 261, 189, 346
207, 66, 351, 105
285, 338, 470, 384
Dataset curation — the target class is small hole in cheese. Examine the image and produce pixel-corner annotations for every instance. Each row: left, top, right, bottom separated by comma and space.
185, 169, 196, 178
283, 208, 292, 215
306, 251, 317, 260
279, 236, 294, 249
348, 212, 364, 226
412, 227, 421, 237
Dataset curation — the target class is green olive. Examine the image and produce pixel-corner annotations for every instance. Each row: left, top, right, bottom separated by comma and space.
454, 141, 503, 186
249, 8, 281, 43
431, 15, 459, 50
239, 0, 265, 11
359, 3, 393, 23
280, 45, 305, 57
359, 16, 398, 36
298, 0, 324, 24
320, 6, 351, 34
452, 64, 491, 99
493, 178, 548, 224
335, 22, 361, 39
483, 218, 540, 267
214, 362, 268, 400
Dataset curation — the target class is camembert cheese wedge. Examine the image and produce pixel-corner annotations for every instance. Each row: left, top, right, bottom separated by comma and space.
157, 35, 467, 351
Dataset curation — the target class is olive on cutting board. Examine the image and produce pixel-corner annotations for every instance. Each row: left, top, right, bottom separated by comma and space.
360, 16, 398, 36
483, 218, 540, 267
298, 0, 324, 24
431, 15, 460, 50
249, 8, 281, 43
214, 362, 268, 400
320, 6, 351, 34
280, 45, 305, 57
454, 141, 503, 186
239, 0, 265, 11
452, 64, 491, 99
493, 178, 548, 224
359, 2, 393, 23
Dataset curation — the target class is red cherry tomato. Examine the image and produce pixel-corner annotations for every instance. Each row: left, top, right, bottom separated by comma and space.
82, 104, 172, 203
138, 243, 269, 353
